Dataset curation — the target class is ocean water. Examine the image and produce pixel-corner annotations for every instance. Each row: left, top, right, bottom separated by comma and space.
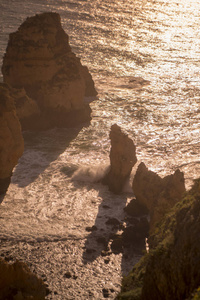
0, 0, 200, 299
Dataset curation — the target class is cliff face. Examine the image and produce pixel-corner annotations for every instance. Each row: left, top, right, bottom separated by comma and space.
103, 124, 137, 194
118, 179, 200, 300
0, 84, 24, 195
2, 12, 97, 130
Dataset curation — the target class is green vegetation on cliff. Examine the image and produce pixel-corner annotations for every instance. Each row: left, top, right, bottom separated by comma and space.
118, 179, 200, 300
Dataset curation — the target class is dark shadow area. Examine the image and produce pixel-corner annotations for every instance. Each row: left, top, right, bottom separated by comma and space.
12, 125, 86, 187
82, 187, 148, 275
70, 174, 149, 276
81, 184, 149, 276
82, 187, 128, 264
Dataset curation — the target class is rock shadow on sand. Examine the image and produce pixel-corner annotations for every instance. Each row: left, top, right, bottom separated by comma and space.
71, 167, 148, 276
12, 126, 85, 188
82, 187, 148, 276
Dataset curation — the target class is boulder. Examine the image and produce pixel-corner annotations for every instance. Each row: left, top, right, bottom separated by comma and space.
103, 124, 137, 194
0, 84, 24, 195
2, 12, 97, 130
0, 258, 46, 299
132, 162, 186, 231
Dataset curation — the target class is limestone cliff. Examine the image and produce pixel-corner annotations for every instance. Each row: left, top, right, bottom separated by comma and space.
103, 124, 137, 194
118, 178, 200, 300
0, 84, 24, 195
132, 162, 186, 231
2, 12, 97, 130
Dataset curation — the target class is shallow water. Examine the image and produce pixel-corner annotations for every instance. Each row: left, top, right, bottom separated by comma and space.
0, 0, 200, 298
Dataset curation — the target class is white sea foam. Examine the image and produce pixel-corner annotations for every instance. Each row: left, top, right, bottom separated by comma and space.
71, 164, 109, 183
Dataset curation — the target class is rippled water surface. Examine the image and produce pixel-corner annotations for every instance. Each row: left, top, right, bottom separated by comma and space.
0, 0, 200, 298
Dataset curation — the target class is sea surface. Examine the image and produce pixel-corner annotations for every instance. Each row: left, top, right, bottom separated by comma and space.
0, 0, 200, 299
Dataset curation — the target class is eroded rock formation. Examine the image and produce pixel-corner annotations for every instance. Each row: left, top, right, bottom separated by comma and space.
0, 84, 24, 195
103, 124, 137, 194
118, 179, 200, 300
132, 162, 186, 231
2, 12, 97, 130
0, 258, 46, 299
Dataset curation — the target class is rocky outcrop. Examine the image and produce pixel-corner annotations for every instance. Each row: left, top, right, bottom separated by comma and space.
2, 12, 97, 130
0, 258, 46, 299
103, 124, 137, 194
132, 162, 186, 231
0, 84, 24, 195
118, 178, 200, 300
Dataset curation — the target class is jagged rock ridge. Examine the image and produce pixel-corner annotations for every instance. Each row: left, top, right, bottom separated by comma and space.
2, 12, 97, 130
132, 162, 186, 231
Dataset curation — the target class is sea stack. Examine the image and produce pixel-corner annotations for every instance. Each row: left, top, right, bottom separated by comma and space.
2, 12, 97, 130
103, 124, 137, 194
0, 84, 24, 195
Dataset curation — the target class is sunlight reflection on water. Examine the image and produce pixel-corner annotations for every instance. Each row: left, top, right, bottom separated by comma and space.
0, 0, 199, 297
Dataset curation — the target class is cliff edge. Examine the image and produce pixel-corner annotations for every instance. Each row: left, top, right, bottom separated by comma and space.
118, 178, 200, 300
